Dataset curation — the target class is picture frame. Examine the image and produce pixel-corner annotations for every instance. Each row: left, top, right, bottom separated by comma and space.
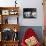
9, 10, 18, 15
23, 8, 37, 18
2, 10, 9, 15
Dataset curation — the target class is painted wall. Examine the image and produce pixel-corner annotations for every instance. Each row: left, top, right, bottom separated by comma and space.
0, 0, 15, 7
18, 26, 43, 44
18, 0, 43, 26
0, 0, 43, 26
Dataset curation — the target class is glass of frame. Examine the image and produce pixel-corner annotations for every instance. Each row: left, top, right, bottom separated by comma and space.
23, 8, 37, 18
2, 10, 9, 15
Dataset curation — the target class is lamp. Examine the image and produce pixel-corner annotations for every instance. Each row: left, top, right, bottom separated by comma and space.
15, 0, 17, 7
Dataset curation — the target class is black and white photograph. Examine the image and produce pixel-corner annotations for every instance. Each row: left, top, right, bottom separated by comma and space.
23, 8, 37, 18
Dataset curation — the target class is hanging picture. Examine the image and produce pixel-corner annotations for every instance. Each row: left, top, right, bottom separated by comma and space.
23, 8, 37, 18
2, 10, 9, 15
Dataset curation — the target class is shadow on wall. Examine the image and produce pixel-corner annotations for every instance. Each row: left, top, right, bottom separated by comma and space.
18, 26, 43, 44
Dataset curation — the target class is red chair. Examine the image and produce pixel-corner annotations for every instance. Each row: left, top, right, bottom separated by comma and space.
21, 28, 41, 46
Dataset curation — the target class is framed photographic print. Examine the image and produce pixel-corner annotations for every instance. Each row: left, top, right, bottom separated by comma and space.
2, 10, 9, 15
9, 10, 15, 15
9, 10, 18, 15
23, 8, 37, 18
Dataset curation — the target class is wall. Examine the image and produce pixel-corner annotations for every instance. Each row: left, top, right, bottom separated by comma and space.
18, 26, 43, 44
18, 0, 43, 26
0, 0, 44, 26
0, 0, 15, 7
